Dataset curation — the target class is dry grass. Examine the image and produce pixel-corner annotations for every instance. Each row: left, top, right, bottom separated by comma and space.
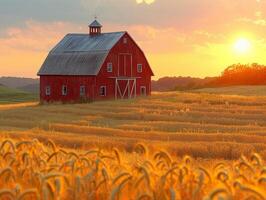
0, 138, 265, 200
1, 91, 266, 198
192, 85, 266, 96
1, 92, 266, 160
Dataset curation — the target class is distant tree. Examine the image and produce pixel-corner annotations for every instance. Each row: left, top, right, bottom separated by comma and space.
213, 63, 266, 86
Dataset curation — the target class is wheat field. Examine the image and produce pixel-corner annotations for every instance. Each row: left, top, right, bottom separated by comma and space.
0, 138, 265, 200
1, 92, 266, 159
0, 91, 266, 199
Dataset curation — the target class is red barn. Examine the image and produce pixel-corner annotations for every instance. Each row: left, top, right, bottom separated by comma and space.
37, 20, 154, 103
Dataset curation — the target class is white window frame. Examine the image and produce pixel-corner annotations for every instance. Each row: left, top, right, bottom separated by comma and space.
137, 64, 143, 73
62, 85, 67, 96
100, 86, 106, 96
80, 85, 86, 96
140, 86, 146, 96
123, 37, 127, 44
107, 62, 113, 72
45, 86, 51, 96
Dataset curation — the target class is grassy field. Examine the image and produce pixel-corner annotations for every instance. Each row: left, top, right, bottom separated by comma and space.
0, 86, 38, 104
192, 85, 266, 96
1, 89, 266, 198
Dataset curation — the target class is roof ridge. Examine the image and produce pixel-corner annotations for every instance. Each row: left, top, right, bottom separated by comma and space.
67, 31, 126, 36
52, 50, 109, 54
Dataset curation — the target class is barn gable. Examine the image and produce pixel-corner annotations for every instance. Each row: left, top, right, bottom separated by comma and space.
119, 32, 154, 76
38, 32, 126, 76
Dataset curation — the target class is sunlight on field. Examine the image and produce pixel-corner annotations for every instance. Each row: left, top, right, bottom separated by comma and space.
0, 102, 38, 110
0, 138, 265, 200
1, 91, 266, 161
192, 86, 266, 96
1, 91, 266, 198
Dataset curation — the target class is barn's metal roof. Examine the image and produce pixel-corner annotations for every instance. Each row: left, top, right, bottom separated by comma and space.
89, 20, 102, 27
38, 32, 126, 76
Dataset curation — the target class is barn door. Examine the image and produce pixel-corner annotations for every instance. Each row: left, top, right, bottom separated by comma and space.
115, 79, 136, 99
118, 54, 132, 77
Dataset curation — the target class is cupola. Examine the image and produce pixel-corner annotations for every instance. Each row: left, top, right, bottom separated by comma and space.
89, 19, 102, 35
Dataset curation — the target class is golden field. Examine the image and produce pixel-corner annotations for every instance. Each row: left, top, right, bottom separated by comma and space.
0, 90, 266, 199
0, 138, 265, 200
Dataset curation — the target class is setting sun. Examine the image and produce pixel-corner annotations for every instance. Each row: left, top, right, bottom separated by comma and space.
233, 38, 251, 54
136, 0, 155, 4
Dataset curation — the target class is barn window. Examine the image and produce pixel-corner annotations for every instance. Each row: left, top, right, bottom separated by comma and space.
140, 86, 146, 96
100, 86, 106, 96
137, 64, 143, 73
62, 85, 67, 96
80, 85, 85, 96
123, 37, 127, 44
107, 63, 113, 72
45, 86, 51, 96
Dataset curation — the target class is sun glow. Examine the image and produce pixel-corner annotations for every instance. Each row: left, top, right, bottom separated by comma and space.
136, 0, 155, 5
233, 38, 251, 54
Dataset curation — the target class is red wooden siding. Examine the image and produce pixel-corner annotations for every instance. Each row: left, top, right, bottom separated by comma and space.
40, 76, 96, 103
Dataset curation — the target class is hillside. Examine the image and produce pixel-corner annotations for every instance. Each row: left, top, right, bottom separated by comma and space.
0, 77, 39, 88
0, 85, 38, 104
0, 76, 39, 93
18, 83, 39, 93
152, 76, 216, 91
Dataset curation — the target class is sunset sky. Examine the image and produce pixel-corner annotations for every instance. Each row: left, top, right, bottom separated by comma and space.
1, 0, 266, 79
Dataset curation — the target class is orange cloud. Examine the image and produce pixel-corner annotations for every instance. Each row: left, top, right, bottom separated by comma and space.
0, 20, 83, 77
0, 20, 83, 52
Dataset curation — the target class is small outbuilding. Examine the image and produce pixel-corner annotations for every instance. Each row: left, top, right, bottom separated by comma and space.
37, 20, 154, 103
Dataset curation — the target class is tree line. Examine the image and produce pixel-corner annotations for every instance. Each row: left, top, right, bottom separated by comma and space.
152, 63, 266, 91
210, 63, 266, 86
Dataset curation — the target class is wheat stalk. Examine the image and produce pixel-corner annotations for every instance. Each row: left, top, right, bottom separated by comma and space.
239, 184, 265, 200
204, 188, 229, 200
136, 193, 152, 200
258, 176, 266, 185
0, 139, 15, 153
110, 175, 132, 200
113, 148, 121, 165
0, 189, 15, 200
0, 167, 15, 183
16, 141, 33, 150
251, 153, 262, 167
17, 189, 40, 200
47, 140, 57, 152
112, 172, 131, 185
134, 143, 148, 156
198, 167, 212, 183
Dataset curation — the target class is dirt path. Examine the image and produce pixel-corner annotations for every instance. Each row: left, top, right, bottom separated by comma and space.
0, 102, 38, 110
